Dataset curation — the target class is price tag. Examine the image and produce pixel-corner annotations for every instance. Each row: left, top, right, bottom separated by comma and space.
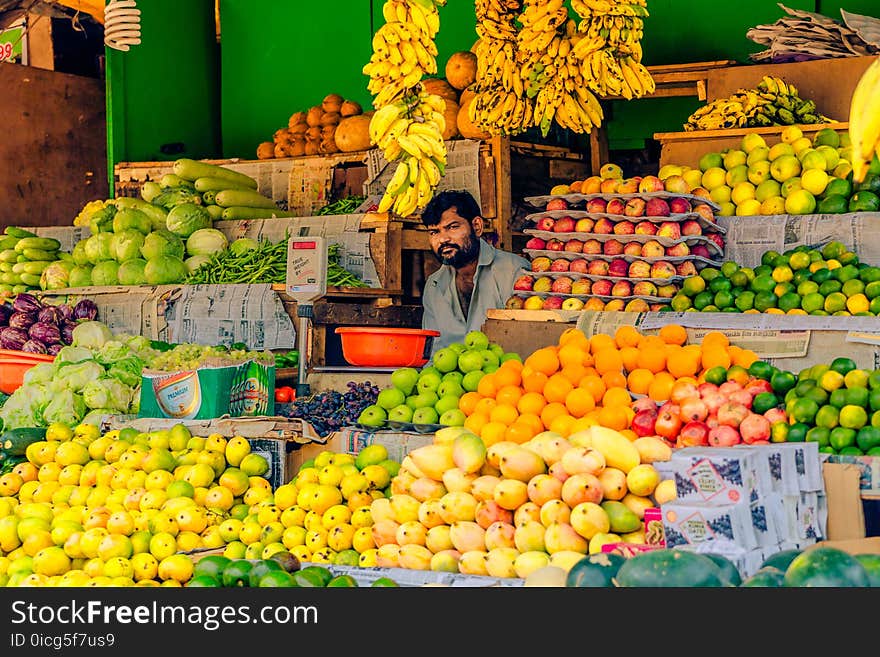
0, 20, 26, 64
285, 236, 328, 303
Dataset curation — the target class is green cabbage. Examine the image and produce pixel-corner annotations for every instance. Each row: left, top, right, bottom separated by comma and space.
112, 229, 146, 262
186, 228, 227, 257
144, 255, 188, 285
40, 261, 72, 291
54, 359, 105, 393
71, 321, 113, 351
71, 241, 90, 266
22, 362, 58, 385
55, 346, 93, 364
166, 203, 212, 238
68, 265, 92, 288
117, 259, 147, 286
108, 356, 144, 387
140, 230, 184, 260
184, 255, 211, 274
84, 233, 115, 263
42, 389, 86, 426
229, 238, 259, 256
113, 208, 152, 235
91, 260, 119, 286
82, 377, 132, 412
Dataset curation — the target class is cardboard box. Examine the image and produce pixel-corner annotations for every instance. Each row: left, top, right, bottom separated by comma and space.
246, 437, 297, 489
822, 462, 866, 540
662, 447, 768, 505
824, 454, 880, 495
661, 498, 759, 550
810, 536, 880, 555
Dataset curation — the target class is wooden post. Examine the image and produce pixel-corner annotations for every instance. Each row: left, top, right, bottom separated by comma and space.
589, 122, 610, 177
491, 135, 512, 251
26, 14, 54, 70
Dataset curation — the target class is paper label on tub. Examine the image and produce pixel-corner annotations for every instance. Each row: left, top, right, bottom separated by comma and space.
152, 371, 202, 420
687, 460, 740, 503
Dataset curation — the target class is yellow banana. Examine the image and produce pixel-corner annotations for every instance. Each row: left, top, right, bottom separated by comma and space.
386, 160, 412, 197
369, 103, 404, 144
849, 56, 880, 183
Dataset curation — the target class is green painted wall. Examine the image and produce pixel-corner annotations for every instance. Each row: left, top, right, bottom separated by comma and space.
106, 0, 220, 191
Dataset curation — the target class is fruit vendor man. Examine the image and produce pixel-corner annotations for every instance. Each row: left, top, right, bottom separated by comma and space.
420, 190, 529, 354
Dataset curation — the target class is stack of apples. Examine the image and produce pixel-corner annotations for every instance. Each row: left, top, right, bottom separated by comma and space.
508, 163, 726, 312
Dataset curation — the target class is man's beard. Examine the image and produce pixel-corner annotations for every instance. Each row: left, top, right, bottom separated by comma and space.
434, 232, 481, 267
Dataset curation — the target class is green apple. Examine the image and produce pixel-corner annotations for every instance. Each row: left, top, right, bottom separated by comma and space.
416, 371, 442, 393
461, 370, 484, 392
412, 407, 439, 425
770, 154, 801, 182
436, 380, 464, 399
420, 365, 441, 379
390, 367, 419, 395
747, 161, 771, 185
479, 349, 500, 369
815, 145, 839, 170
357, 405, 387, 428
407, 392, 438, 410
439, 409, 466, 427
442, 371, 464, 385
500, 352, 522, 363
432, 347, 459, 373
489, 343, 504, 359
458, 350, 485, 373
387, 404, 414, 423
376, 387, 406, 411
482, 363, 499, 374
448, 342, 467, 354
434, 394, 461, 416
464, 330, 489, 351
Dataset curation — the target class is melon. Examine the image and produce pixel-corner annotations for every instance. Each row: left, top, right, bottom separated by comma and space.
340, 100, 362, 117
565, 553, 625, 587
422, 77, 459, 103
306, 106, 323, 127
740, 566, 785, 587
457, 97, 490, 140
334, 114, 373, 153
445, 51, 478, 90
615, 549, 723, 587
783, 546, 870, 587
441, 99, 460, 140
322, 93, 344, 114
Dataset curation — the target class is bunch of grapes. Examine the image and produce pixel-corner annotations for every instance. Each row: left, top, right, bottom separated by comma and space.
283, 381, 379, 437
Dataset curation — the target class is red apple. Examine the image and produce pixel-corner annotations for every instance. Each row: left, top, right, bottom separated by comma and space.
656, 221, 681, 239
631, 409, 658, 437
604, 299, 625, 312
608, 259, 629, 278
513, 275, 534, 291
693, 203, 715, 222
656, 284, 678, 298
681, 220, 703, 236
634, 221, 658, 235
628, 260, 652, 278
599, 179, 620, 194
678, 420, 709, 447
613, 220, 636, 235
669, 197, 692, 214
664, 176, 690, 194
564, 239, 584, 253
664, 242, 691, 257
642, 240, 665, 258
618, 177, 641, 194
505, 295, 525, 309
554, 217, 576, 233
593, 218, 615, 234
531, 256, 552, 272
591, 280, 612, 296
542, 296, 564, 310
533, 277, 552, 292
587, 260, 610, 276
708, 234, 725, 250
536, 216, 556, 231
551, 277, 573, 294
546, 199, 569, 211
603, 239, 625, 256
633, 281, 658, 296
586, 198, 607, 214
611, 280, 632, 297
623, 242, 643, 256
574, 218, 595, 233
650, 261, 677, 279
525, 237, 547, 250
676, 261, 698, 277
624, 198, 646, 217
582, 239, 602, 255
691, 244, 712, 259
645, 198, 671, 218
584, 298, 606, 311
605, 199, 626, 216
707, 425, 740, 447
638, 175, 665, 193
690, 187, 711, 200
571, 279, 591, 295
546, 239, 565, 252
550, 258, 571, 272
569, 259, 589, 274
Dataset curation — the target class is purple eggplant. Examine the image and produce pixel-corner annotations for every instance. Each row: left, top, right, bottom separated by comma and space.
61, 320, 77, 345
12, 293, 41, 314
0, 326, 28, 350
28, 322, 61, 344
0, 303, 12, 326
8, 312, 36, 330
56, 304, 73, 322
21, 339, 48, 354
37, 306, 60, 326
73, 299, 98, 321
47, 343, 63, 356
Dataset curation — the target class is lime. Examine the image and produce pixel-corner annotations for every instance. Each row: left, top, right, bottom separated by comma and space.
761, 250, 781, 267
752, 392, 780, 414
814, 405, 839, 429
754, 291, 778, 312
720, 261, 739, 278
702, 305, 720, 312
751, 274, 776, 293
839, 405, 868, 430
259, 571, 296, 587
843, 386, 869, 408
326, 574, 359, 587
832, 264, 860, 283
371, 577, 400, 587
819, 446, 836, 454
805, 426, 831, 448
866, 281, 880, 300
869, 371, 880, 391
829, 389, 848, 409
709, 276, 733, 293
790, 398, 819, 424
869, 389, 880, 412
714, 290, 734, 308
830, 357, 857, 375
809, 363, 830, 381
786, 422, 809, 443
771, 266, 793, 284
857, 426, 880, 452
773, 254, 791, 268
682, 276, 706, 296
792, 269, 812, 286
824, 292, 848, 313
838, 446, 865, 455
873, 410, 880, 428
849, 190, 880, 212
670, 294, 693, 312
816, 194, 848, 214
819, 369, 845, 392
735, 290, 755, 311
700, 267, 721, 282
803, 386, 829, 406
777, 292, 802, 312
842, 279, 865, 297
829, 427, 857, 451
754, 265, 773, 279
773, 282, 795, 298
860, 267, 880, 284
822, 241, 846, 261
818, 280, 842, 296
186, 575, 221, 587
800, 292, 825, 313
770, 370, 797, 395
704, 366, 728, 386
770, 421, 789, 443
788, 251, 811, 271
729, 271, 750, 289
748, 360, 774, 381
870, 297, 880, 314
693, 291, 714, 310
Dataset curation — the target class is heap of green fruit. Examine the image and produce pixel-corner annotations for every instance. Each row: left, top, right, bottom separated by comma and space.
671, 125, 880, 217
669, 241, 880, 315
358, 330, 522, 429
770, 357, 880, 456
0, 422, 272, 587
219, 445, 400, 567
187, 554, 387, 588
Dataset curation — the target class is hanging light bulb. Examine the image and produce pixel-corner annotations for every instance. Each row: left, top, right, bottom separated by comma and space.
104, 0, 142, 52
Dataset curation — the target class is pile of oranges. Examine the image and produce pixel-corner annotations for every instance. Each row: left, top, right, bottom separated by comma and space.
458, 324, 760, 445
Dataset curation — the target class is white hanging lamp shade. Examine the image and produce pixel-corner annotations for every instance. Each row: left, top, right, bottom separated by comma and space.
103, 0, 142, 51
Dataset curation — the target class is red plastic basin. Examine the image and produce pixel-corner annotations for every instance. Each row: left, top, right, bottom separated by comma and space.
335, 327, 440, 367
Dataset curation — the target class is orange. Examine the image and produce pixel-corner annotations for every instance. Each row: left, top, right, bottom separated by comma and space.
619, 429, 638, 442
659, 324, 688, 346
636, 346, 667, 374
517, 392, 547, 416
589, 334, 616, 353
524, 346, 560, 376
564, 388, 596, 418
626, 368, 654, 395
733, 347, 759, 368
602, 370, 627, 390
580, 365, 598, 378
522, 371, 549, 394
458, 392, 483, 416
614, 325, 643, 349
597, 406, 629, 431
602, 387, 632, 409
701, 331, 730, 348
494, 364, 522, 389
477, 374, 498, 398
490, 403, 519, 426
474, 397, 498, 417
543, 374, 574, 404
499, 357, 523, 373
701, 346, 731, 371
594, 348, 624, 375
560, 364, 588, 385
464, 412, 490, 435
504, 423, 536, 444
517, 412, 545, 436
647, 371, 676, 402
619, 346, 640, 372
558, 344, 588, 369
540, 402, 569, 429
480, 422, 508, 447
666, 345, 700, 379
579, 375, 606, 404
558, 328, 590, 350
495, 385, 523, 408
548, 413, 576, 437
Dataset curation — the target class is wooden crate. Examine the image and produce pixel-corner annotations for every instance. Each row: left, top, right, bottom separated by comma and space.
655, 121, 849, 169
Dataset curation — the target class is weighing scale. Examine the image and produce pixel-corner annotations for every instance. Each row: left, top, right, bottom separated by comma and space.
285, 236, 328, 399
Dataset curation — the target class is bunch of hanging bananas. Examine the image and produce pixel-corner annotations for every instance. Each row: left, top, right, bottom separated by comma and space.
683, 75, 833, 131
469, 0, 532, 135
371, 93, 448, 217
571, 0, 655, 100
362, 0, 443, 109
848, 56, 880, 183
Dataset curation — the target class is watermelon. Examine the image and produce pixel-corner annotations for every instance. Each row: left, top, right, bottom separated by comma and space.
704, 553, 742, 587
565, 553, 626, 588
854, 554, 880, 587
761, 548, 801, 572
784, 547, 870, 587
740, 566, 785, 587
615, 549, 723, 587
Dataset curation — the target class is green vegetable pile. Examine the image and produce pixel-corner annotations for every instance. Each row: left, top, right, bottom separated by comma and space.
316, 196, 367, 216
274, 350, 299, 369
185, 237, 288, 285
327, 244, 368, 289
